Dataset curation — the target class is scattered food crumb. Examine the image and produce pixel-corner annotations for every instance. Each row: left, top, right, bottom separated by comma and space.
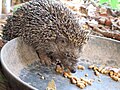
88, 64, 120, 82
94, 70, 100, 76
55, 65, 64, 74
88, 65, 95, 69
77, 65, 85, 70
85, 74, 88, 77
62, 70, 93, 89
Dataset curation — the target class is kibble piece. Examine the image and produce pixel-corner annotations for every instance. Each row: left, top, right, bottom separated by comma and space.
77, 65, 85, 70
103, 69, 110, 75
80, 78, 93, 85
111, 75, 120, 81
100, 68, 106, 74
76, 82, 86, 89
98, 65, 105, 72
88, 65, 95, 69
83, 81, 88, 86
56, 65, 64, 74
72, 76, 79, 81
63, 72, 69, 78
87, 81, 93, 85
79, 80, 88, 86
88, 64, 120, 82
70, 77, 77, 84
93, 66, 99, 71
109, 71, 114, 77
63, 72, 72, 78
118, 73, 120, 78
85, 74, 88, 77
94, 70, 100, 76
114, 72, 118, 76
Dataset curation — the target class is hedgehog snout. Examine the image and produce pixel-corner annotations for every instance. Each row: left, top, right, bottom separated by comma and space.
62, 53, 77, 73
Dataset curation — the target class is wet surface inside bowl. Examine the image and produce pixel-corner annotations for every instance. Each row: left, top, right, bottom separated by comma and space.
19, 60, 120, 90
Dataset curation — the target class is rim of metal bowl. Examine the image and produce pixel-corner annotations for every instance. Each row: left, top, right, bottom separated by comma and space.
1, 39, 37, 90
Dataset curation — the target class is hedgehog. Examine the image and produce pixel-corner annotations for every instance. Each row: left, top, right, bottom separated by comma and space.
2, 0, 90, 73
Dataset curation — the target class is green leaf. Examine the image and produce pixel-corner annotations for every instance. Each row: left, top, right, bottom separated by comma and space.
99, 0, 120, 10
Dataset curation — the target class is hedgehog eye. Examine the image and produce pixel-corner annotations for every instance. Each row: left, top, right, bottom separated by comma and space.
59, 38, 67, 44
61, 39, 65, 43
48, 51, 53, 55
65, 52, 70, 57
56, 37, 67, 46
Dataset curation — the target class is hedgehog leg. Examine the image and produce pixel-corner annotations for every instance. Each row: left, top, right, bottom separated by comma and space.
36, 50, 52, 66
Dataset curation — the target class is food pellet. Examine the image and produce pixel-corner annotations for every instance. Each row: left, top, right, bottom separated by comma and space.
94, 70, 99, 76
77, 65, 85, 70
85, 74, 88, 77
88, 65, 95, 69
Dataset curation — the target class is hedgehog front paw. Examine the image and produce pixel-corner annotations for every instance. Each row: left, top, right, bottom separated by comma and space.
37, 51, 52, 66
40, 55, 52, 66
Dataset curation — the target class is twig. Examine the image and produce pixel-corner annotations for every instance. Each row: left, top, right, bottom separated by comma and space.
88, 24, 120, 41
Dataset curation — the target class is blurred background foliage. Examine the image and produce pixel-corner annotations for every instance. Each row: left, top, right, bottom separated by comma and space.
99, 0, 120, 10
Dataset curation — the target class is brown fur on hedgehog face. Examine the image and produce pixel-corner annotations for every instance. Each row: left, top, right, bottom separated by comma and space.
44, 34, 88, 71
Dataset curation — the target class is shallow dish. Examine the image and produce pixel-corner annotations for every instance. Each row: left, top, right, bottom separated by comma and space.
1, 36, 120, 90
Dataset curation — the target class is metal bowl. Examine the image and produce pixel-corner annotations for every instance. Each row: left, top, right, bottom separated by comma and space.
1, 36, 120, 90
